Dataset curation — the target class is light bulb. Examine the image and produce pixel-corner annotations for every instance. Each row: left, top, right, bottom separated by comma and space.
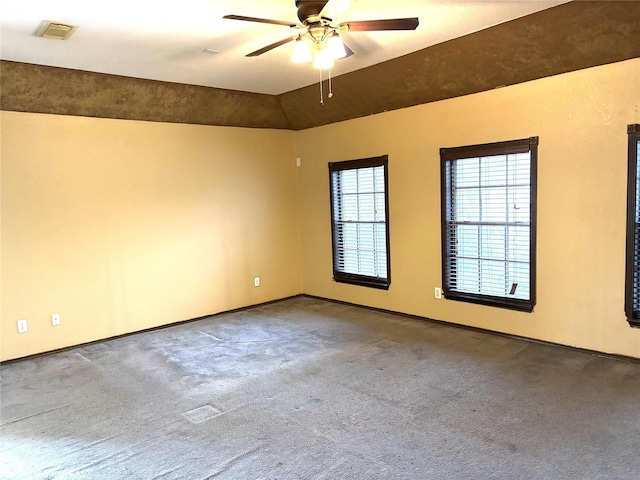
291, 37, 312, 63
313, 46, 334, 70
326, 34, 346, 59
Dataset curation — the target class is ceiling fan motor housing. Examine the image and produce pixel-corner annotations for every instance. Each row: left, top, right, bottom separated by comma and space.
296, 1, 331, 24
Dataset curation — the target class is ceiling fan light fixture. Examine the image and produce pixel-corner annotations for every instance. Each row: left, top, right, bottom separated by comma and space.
291, 36, 312, 63
326, 33, 346, 59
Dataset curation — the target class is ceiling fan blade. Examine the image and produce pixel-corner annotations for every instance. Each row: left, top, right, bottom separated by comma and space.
339, 17, 419, 32
223, 14, 299, 28
319, 0, 357, 21
246, 37, 295, 57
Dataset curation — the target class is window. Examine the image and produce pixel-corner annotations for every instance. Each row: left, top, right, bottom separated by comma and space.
440, 137, 538, 312
329, 155, 390, 289
625, 124, 640, 328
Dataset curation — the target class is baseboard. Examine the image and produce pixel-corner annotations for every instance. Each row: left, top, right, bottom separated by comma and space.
4, 292, 638, 365
0, 294, 304, 365
301, 294, 640, 364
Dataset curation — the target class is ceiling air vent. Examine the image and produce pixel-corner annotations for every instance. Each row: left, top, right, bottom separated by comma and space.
38, 21, 77, 40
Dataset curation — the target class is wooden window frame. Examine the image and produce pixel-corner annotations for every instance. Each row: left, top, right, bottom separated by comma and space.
440, 137, 538, 312
624, 124, 640, 327
329, 155, 391, 290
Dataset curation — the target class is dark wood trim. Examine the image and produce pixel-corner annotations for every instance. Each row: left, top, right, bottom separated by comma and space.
328, 155, 387, 172
529, 138, 539, 310
625, 124, 640, 327
440, 137, 538, 313
328, 155, 391, 290
440, 137, 537, 161
442, 291, 534, 312
383, 154, 392, 289
440, 155, 450, 303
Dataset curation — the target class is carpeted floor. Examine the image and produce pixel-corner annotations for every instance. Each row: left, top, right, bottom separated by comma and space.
1, 296, 639, 479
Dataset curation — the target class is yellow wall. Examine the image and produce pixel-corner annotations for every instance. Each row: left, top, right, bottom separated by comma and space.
295, 58, 640, 358
1, 113, 301, 360
3, 59, 640, 361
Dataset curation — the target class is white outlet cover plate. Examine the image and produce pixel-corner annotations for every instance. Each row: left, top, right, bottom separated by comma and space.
17, 319, 28, 333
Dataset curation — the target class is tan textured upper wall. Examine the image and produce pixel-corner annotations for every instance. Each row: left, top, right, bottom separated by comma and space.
2, 2, 638, 131
0, 62, 291, 129
295, 59, 640, 358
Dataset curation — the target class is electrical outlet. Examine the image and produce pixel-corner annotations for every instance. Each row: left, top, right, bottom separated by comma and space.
52, 313, 61, 326
434, 287, 443, 299
254, 277, 260, 287
17, 319, 28, 333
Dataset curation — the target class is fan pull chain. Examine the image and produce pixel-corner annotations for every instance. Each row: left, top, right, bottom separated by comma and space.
319, 68, 335, 105
328, 67, 333, 98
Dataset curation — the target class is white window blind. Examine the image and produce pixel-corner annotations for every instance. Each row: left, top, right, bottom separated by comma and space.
441, 138, 537, 311
329, 156, 390, 289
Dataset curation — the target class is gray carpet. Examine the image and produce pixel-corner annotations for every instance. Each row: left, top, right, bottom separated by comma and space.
1, 296, 639, 479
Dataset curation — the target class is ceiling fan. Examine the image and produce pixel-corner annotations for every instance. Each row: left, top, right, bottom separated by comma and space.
223, 0, 419, 70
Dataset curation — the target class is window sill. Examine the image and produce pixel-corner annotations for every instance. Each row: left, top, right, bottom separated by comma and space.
444, 292, 534, 312
333, 274, 390, 290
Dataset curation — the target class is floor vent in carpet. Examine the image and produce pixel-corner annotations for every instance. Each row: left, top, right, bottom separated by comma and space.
183, 405, 222, 424
374, 340, 398, 349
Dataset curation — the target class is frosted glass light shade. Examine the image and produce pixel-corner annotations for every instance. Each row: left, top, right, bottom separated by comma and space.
291, 38, 312, 63
327, 34, 346, 59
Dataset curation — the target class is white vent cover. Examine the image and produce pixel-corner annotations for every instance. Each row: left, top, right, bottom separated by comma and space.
39, 21, 77, 40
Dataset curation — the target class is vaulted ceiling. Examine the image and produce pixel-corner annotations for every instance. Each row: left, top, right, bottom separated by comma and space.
1, 1, 639, 130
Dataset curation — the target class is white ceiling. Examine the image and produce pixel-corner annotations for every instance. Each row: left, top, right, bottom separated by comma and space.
1, 0, 570, 96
